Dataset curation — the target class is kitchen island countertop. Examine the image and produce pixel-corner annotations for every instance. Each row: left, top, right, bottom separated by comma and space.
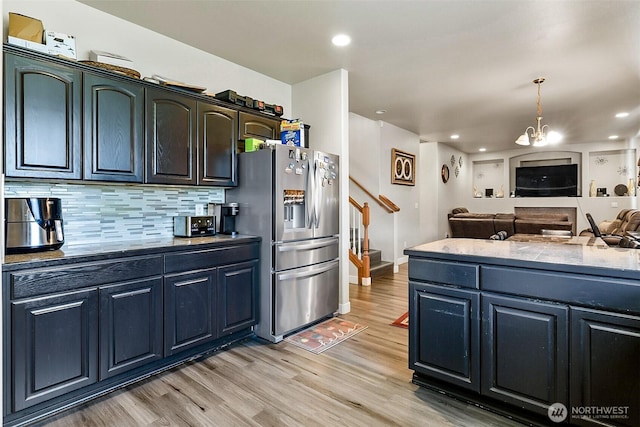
3, 234, 260, 271
405, 237, 640, 281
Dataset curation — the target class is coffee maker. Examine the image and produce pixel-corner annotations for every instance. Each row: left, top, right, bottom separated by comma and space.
5, 198, 65, 253
220, 203, 239, 235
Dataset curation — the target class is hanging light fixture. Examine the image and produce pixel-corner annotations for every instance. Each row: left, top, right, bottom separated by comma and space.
515, 77, 562, 147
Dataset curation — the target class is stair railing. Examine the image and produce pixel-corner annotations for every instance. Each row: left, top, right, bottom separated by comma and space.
349, 197, 371, 286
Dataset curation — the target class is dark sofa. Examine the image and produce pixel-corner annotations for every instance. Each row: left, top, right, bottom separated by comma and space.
448, 208, 573, 239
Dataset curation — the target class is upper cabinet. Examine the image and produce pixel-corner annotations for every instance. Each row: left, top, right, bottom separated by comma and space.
84, 73, 144, 182
239, 112, 281, 141
3, 45, 290, 188
4, 53, 82, 180
198, 102, 238, 187
145, 88, 197, 185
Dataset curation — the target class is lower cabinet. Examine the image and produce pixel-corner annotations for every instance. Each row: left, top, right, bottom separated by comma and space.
99, 278, 163, 379
164, 270, 217, 356
571, 308, 640, 427
218, 260, 258, 336
11, 289, 99, 412
481, 294, 568, 417
409, 282, 480, 392
3, 241, 259, 426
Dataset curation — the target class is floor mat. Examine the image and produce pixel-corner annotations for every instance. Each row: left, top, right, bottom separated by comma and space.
391, 311, 408, 328
284, 317, 367, 354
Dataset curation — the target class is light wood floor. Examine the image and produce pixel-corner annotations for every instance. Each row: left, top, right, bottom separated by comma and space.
38, 264, 523, 427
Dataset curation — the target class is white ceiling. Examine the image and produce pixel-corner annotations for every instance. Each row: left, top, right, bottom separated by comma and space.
78, 0, 640, 154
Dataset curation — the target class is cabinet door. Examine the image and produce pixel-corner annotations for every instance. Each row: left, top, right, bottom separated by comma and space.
571, 308, 640, 427
481, 294, 568, 417
238, 112, 281, 141
164, 270, 217, 356
11, 290, 98, 411
99, 278, 163, 380
409, 282, 480, 392
4, 53, 81, 179
145, 88, 197, 184
218, 260, 258, 336
83, 73, 144, 182
198, 102, 238, 186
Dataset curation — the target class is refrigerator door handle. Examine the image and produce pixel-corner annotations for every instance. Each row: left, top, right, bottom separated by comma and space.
306, 157, 316, 228
276, 260, 339, 281
277, 237, 338, 252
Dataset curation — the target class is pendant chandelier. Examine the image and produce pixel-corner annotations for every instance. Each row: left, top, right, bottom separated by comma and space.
515, 77, 562, 147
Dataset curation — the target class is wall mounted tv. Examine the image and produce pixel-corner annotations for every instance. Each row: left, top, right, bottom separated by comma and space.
515, 164, 579, 197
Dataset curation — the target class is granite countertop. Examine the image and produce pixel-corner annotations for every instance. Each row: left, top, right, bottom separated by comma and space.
405, 238, 640, 278
3, 234, 260, 270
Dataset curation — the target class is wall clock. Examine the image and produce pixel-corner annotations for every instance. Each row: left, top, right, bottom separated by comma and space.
441, 164, 450, 183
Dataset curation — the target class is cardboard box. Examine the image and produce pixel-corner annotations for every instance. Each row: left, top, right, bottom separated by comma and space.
8, 13, 44, 43
280, 119, 305, 147
45, 31, 77, 59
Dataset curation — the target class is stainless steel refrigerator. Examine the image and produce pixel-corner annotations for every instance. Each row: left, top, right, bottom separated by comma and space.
228, 144, 340, 342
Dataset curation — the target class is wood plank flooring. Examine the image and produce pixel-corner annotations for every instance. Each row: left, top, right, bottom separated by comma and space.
38, 264, 523, 427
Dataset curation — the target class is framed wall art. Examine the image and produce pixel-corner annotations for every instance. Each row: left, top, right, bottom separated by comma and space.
392, 148, 416, 186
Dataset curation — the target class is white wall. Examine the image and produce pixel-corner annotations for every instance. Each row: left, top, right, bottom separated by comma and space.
436, 143, 469, 239
292, 69, 351, 314
348, 114, 423, 267
4, 0, 292, 113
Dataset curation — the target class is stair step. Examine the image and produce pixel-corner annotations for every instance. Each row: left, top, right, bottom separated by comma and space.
368, 249, 382, 265
370, 260, 394, 278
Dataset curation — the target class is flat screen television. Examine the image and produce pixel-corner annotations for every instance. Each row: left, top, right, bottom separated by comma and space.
515, 164, 579, 197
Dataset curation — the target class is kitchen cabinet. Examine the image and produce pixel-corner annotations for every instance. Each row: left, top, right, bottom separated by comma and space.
3, 239, 259, 426
218, 260, 259, 336
409, 282, 480, 392
481, 294, 568, 418
83, 72, 144, 182
198, 102, 238, 186
99, 278, 163, 379
406, 240, 640, 426
145, 88, 197, 185
239, 111, 281, 141
164, 270, 217, 356
11, 289, 98, 412
4, 53, 82, 180
570, 307, 640, 427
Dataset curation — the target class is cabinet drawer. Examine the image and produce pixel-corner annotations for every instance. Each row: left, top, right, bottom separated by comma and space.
482, 265, 640, 314
164, 243, 259, 274
8, 256, 163, 299
408, 258, 479, 289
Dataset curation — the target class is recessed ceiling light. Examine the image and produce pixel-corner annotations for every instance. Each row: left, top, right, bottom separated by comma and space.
479, 148, 487, 152
332, 34, 351, 47
450, 134, 460, 140
615, 112, 629, 118
375, 109, 386, 115
608, 135, 619, 140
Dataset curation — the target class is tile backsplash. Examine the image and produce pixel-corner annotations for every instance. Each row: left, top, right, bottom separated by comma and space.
5, 182, 225, 245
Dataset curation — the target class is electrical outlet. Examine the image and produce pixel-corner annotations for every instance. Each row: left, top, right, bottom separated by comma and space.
611, 201, 618, 208
403, 241, 407, 248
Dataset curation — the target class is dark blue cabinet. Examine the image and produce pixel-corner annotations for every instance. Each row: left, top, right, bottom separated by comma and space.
481, 294, 569, 417
409, 282, 480, 392
218, 260, 259, 336
571, 308, 640, 427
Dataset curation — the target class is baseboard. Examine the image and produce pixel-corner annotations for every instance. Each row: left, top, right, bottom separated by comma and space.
338, 301, 351, 314
349, 274, 359, 284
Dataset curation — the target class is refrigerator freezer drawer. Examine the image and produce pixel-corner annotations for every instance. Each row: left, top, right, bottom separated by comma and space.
273, 259, 339, 337
274, 237, 338, 272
